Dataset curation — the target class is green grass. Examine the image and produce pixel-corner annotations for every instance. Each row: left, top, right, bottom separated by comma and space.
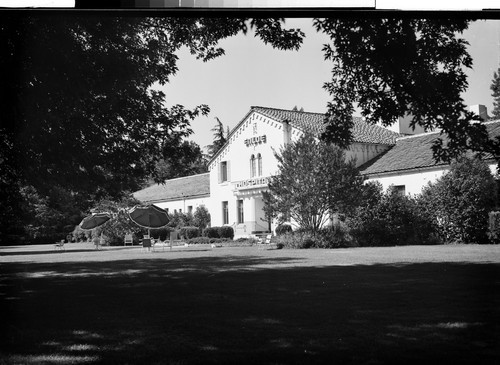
1, 243, 499, 364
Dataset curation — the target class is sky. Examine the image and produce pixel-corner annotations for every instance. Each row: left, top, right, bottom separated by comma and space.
160, 18, 500, 152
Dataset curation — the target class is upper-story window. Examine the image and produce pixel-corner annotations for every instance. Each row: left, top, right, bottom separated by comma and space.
219, 161, 229, 183
250, 154, 256, 177
257, 153, 262, 176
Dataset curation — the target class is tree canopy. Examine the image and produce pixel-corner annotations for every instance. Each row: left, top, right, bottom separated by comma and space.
314, 18, 499, 163
490, 67, 500, 119
0, 15, 304, 243
263, 133, 364, 234
0, 15, 304, 199
207, 117, 228, 158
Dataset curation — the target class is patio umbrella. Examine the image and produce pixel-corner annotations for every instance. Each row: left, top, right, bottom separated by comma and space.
128, 204, 169, 236
79, 212, 112, 230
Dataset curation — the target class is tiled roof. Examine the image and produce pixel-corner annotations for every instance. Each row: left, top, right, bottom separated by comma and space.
132, 173, 210, 204
360, 120, 500, 176
251, 106, 402, 145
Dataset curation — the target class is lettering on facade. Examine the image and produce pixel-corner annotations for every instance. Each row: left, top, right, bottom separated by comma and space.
234, 176, 271, 190
244, 135, 267, 147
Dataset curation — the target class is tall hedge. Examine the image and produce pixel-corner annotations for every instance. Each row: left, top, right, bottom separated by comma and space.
348, 185, 435, 247
420, 157, 497, 244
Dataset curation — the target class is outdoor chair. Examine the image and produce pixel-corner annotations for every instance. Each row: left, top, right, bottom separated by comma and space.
257, 234, 274, 249
54, 240, 65, 251
142, 238, 152, 251
124, 234, 133, 246
93, 237, 101, 250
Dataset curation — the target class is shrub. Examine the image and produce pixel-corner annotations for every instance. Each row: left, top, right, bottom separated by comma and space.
179, 226, 201, 239
420, 157, 496, 244
316, 225, 353, 248
203, 227, 219, 238
193, 205, 211, 230
218, 226, 234, 239
150, 226, 174, 241
348, 186, 436, 247
274, 231, 315, 249
488, 211, 500, 244
275, 224, 293, 236
186, 236, 211, 244
71, 225, 91, 242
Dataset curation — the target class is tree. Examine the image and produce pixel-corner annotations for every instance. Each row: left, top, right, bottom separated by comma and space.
153, 141, 208, 183
1, 16, 303, 196
420, 157, 497, 244
0, 15, 303, 243
207, 117, 228, 158
263, 133, 364, 235
313, 18, 499, 163
490, 67, 500, 119
193, 205, 211, 230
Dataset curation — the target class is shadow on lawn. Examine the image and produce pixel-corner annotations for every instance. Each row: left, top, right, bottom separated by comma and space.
1, 257, 499, 364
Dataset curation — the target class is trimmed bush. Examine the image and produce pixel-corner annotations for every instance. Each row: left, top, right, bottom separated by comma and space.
203, 227, 219, 238
150, 226, 174, 241
218, 226, 234, 239
179, 226, 201, 239
186, 237, 211, 244
275, 224, 292, 236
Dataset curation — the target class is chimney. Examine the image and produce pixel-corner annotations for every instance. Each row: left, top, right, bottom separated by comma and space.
469, 104, 488, 121
283, 120, 292, 145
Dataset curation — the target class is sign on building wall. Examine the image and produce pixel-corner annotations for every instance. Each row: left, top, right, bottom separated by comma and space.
234, 176, 271, 190
244, 135, 267, 147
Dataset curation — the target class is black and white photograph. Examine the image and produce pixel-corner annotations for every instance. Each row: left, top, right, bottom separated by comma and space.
1, 1, 499, 364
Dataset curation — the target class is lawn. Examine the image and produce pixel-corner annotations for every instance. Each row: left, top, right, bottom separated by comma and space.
0, 243, 499, 364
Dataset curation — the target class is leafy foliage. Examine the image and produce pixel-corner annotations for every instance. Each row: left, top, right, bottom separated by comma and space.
313, 18, 498, 163
203, 227, 220, 238
487, 211, 500, 244
263, 133, 365, 234
193, 205, 211, 230
153, 141, 208, 183
207, 117, 228, 158
348, 185, 436, 247
90, 196, 144, 246
420, 157, 497, 244
275, 224, 293, 236
0, 16, 303, 244
490, 67, 500, 119
218, 226, 235, 239
201, 226, 234, 239
179, 226, 201, 239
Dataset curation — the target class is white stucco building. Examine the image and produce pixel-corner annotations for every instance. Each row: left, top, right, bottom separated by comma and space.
133, 105, 499, 238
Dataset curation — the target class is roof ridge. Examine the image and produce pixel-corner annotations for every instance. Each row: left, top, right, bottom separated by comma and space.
152, 172, 209, 185
396, 130, 442, 141
251, 105, 326, 117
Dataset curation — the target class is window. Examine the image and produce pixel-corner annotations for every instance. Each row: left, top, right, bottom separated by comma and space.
394, 185, 406, 196
219, 161, 229, 182
237, 199, 244, 224
250, 154, 256, 177
222, 201, 229, 225
257, 153, 262, 176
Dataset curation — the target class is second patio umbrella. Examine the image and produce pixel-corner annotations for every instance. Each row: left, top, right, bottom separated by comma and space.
128, 205, 169, 236
79, 212, 112, 230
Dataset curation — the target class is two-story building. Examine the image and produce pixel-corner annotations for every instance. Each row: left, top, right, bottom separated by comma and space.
133, 105, 499, 238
